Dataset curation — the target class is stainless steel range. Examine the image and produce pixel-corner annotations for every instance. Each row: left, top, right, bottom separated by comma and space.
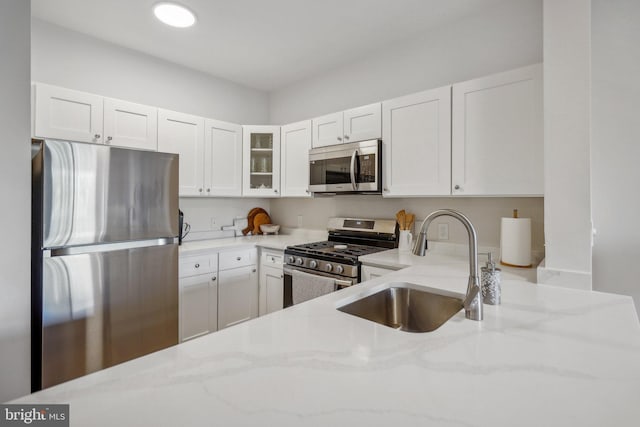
283, 217, 398, 307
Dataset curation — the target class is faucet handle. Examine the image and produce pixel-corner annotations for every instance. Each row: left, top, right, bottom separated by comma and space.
462, 285, 480, 311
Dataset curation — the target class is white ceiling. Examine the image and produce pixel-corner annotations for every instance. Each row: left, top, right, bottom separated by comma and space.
32, 0, 512, 91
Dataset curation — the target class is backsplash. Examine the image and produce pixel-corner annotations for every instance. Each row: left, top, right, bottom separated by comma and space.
179, 198, 272, 241
270, 196, 545, 252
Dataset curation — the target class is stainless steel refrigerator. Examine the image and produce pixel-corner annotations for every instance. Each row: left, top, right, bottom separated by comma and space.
31, 139, 179, 391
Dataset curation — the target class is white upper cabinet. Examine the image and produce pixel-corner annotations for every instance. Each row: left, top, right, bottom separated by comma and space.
34, 83, 104, 144
342, 103, 382, 143
451, 64, 543, 196
243, 125, 281, 197
382, 86, 452, 197
103, 98, 158, 151
311, 103, 381, 148
280, 120, 312, 197
204, 119, 243, 197
311, 112, 343, 148
158, 112, 243, 198
157, 109, 205, 197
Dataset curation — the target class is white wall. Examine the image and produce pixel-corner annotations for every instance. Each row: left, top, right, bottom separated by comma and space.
539, 0, 592, 290
591, 0, 640, 315
271, 197, 544, 253
0, 0, 31, 402
31, 19, 269, 125
269, 0, 542, 124
179, 198, 272, 241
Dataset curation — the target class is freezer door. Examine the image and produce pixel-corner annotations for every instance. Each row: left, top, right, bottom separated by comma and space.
38, 242, 178, 390
38, 139, 178, 248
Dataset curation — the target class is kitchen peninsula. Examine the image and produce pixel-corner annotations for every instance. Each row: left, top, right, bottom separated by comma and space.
13, 259, 640, 426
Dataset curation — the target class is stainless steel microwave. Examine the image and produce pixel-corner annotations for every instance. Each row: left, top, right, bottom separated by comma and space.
309, 139, 382, 194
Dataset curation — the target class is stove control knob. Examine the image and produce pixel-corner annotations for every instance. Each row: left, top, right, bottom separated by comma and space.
325, 263, 333, 272
335, 265, 344, 274
296, 257, 304, 266
287, 256, 295, 264
309, 260, 318, 269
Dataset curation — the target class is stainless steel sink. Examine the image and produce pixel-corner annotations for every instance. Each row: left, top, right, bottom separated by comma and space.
337, 283, 463, 332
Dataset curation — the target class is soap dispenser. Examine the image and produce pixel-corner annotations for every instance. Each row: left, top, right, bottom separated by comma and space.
481, 253, 501, 305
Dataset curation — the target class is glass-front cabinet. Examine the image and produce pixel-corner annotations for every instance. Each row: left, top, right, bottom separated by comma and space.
242, 125, 281, 197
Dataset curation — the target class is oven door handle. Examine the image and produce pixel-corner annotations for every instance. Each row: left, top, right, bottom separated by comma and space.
350, 150, 359, 191
335, 278, 354, 288
284, 266, 355, 288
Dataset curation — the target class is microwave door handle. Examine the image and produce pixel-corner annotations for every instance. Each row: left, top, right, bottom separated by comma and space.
350, 150, 358, 191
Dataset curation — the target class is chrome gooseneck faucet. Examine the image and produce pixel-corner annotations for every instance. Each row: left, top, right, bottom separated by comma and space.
412, 209, 483, 321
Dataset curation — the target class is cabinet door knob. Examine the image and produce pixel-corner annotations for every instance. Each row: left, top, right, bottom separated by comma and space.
236, 257, 241, 261
106, 136, 112, 143
337, 136, 342, 141
199, 188, 203, 193
306, 189, 310, 194
344, 135, 350, 139
252, 268, 257, 273
274, 189, 278, 193
94, 134, 101, 140
195, 263, 200, 268
212, 276, 216, 281
454, 185, 461, 190
207, 188, 211, 192
280, 275, 283, 279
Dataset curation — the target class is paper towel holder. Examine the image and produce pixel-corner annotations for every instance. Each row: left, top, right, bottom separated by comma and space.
500, 209, 532, 268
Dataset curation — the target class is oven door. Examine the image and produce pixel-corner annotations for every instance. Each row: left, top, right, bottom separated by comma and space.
309, 139, 381, 194
283, 266, 356, 308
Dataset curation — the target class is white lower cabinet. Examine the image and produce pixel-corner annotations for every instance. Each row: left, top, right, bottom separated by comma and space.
259, 249, 284, 315
218, 264, 259, 329
179, 253, 218, 342
179, 247, 259, 339
361, 264, 397, 282
179, 274, 217, 342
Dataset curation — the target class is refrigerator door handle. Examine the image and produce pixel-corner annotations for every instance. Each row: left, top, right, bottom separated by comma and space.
48, 237, 178, 257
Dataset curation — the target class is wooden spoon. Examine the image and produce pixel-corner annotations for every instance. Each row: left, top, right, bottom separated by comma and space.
396, 210, 406, 230
406, 213, 415, 231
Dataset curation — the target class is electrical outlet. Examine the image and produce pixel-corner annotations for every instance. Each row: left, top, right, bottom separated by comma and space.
438, 223, 449, 240
297, 215, 303, 228
210, 217, 216, 229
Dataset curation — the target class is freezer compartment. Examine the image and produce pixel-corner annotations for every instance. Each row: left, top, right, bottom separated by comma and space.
36, 242, 178, 390
34, 139, 179, 248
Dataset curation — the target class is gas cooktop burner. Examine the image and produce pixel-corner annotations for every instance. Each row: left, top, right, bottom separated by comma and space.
287, 241, 388, 260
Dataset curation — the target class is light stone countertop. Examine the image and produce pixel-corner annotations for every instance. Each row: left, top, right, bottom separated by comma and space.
13, 262, 640, 426
361, 244, 538, 283
178, 229, 328, 254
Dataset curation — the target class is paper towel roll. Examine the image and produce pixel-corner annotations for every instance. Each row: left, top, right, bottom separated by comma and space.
500, 217, 532, 267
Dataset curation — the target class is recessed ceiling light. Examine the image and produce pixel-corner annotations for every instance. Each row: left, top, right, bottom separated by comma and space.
153, 2, 196, 28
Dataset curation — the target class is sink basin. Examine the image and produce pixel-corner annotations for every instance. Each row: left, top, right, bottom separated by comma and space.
337, 283, 463, 332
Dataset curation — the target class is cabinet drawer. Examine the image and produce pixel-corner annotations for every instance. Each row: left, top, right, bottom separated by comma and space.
219, 248, 257, 270
261, 251, 283, 266
179, 253, 218, 278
